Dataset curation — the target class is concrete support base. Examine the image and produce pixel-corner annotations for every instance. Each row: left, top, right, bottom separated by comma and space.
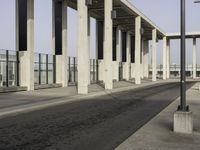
123, 63, 130, 81
173, 111, 193, 134
140, 64, 144, 79
98, 60, 104, 82
113, 61, 119, 81
78, 86, 88, 95
131, 63, 135, 79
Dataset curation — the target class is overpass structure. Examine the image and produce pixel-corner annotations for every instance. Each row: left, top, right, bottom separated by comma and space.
1, 0, 198, 94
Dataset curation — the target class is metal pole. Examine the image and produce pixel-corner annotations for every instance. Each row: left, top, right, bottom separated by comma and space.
73, 57, 76, 83
93, 59, 95, 81
6, 50, 9, 87
68, 57, 71, 83
46, 54, 48, 84
16, 51, 20, 86
180, 0, 187, 111
53, 55, 56, 84
96, 59, 99, 81
38, 54, 41, 85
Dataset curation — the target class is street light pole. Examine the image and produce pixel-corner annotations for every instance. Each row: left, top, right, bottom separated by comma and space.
180, 0, 187, 111
173, 0, 193, 134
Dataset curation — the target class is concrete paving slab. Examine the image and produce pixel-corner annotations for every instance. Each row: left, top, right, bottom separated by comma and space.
115, 83, 200, 150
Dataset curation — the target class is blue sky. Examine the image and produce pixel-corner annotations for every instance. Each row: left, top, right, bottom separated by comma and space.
0, 0, 200, 64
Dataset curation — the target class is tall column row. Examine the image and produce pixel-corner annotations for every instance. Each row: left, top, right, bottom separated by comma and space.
16, 0, 174, 93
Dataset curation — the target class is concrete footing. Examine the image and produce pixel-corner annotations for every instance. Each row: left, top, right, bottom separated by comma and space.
173, 111, 193, 134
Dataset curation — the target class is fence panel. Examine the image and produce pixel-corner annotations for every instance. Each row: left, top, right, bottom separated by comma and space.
34, 53, 56, 85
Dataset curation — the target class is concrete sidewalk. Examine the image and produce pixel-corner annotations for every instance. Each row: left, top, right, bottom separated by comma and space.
0, 79, 178, 118
115, 83, 200, 150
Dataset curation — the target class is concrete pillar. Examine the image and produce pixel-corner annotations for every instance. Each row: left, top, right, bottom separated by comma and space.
96, 21, 104, 82
143, 40, 149, 78
104, 0, 113, 89
163, 37, 167, 80
113, 27, 121, 81
77, 0, 89, 94
88, 16, 91, 84
193, 38, 197, 79
152, 29, 157, 82
135, 16, 141, 84
16, 0, 35, 91
124, 32, 131, 80
52, 1, 68, 87
130, 36, 135, 79
141, 39, 144, 79
166, 39, 170, 79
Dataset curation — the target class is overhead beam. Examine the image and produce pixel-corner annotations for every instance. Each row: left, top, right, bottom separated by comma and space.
89, 5, 122, 11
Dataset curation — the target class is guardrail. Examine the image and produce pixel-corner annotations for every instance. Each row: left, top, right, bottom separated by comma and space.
149, 64, 200, 77
0, 49, 19, 87
34, 53, 56, 85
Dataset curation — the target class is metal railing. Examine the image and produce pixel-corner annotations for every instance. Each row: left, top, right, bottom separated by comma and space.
68, 57, 99, 84
149, 64, 200, 77
90, 59, 99, 83
68, 57, 78, 83
34, 53, 56, 85
0, 49, 19, 87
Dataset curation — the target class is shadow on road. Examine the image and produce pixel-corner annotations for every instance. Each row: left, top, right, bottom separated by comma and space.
0, 82, 195, 150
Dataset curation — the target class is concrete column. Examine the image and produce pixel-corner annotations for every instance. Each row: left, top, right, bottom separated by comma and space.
88, 16, 91, 84
77, 0, 89, 94
96, 21, 104, 82
152, 29, 157, 82
16, 0, 35, 91
61, 1, 68, 87
163, 37, 167, 80
52, 1, 68, 87
166, 39, 170, 79
143, 40, 149, 78
193, 38, 197, 79
104, 0, 113, 89
113, 27, 121, 81
0, 62, 3, 86
141, 39, 144, 79
135, 16, 141, 84
124, 32, 131, 80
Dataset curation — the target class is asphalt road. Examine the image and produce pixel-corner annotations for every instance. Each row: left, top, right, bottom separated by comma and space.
0, 82, 195, 150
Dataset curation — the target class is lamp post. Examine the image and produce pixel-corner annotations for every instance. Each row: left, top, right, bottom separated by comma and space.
179, 0, 187, 111
173, 0, 193, 134
179, 0, 200, 111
